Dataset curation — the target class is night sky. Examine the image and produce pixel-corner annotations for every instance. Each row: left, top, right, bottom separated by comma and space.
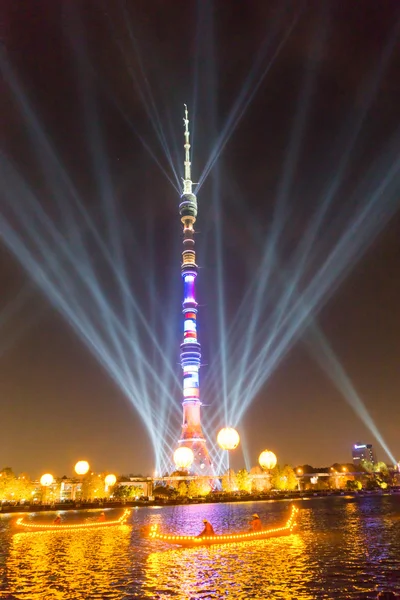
1, 0, 399, 478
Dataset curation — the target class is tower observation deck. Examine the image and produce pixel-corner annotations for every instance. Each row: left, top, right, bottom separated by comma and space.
177, 105, 213, 474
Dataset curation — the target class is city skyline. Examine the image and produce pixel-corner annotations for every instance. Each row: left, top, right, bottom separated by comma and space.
1, 1, 399, 477
0, 440, 391, 481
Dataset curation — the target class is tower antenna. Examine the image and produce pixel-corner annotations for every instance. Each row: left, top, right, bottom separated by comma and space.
183, 104, 192, 195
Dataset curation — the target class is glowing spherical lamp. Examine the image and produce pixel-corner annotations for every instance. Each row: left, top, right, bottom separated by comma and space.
104, 474, 117, 487
40, 473, 54, 487
217, 427, 240, 451
75, 460, 90, 476
173, 447, 194, 470
259, 450, 277, 471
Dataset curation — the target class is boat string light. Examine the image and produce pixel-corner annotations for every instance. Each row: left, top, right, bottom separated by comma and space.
15, 508, 131, 531
148, 505, 298, 543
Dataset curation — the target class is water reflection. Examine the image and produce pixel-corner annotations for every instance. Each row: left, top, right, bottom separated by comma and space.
298, 498, 400, 598
144, 534, 313, 599
343, 498, 400, 594
0, 497, 399, 599
7, 525, 131, 599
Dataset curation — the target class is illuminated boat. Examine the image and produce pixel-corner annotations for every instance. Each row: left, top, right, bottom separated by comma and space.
14, 508, 131, 532
146, 505, 299, 547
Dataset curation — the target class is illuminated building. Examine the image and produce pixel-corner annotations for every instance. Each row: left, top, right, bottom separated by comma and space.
352, 443, 376, 465
177, 106, 212, 474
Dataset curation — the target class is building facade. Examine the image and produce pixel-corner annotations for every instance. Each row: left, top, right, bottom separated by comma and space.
352, 443, 376, 465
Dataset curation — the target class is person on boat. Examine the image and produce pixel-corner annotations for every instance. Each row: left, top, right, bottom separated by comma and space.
198, 519, 215, 536
250, 513, 262, 531
98, 511, 106, 522
53, 514, 62, 525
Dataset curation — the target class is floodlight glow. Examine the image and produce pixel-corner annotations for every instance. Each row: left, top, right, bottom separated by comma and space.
197, 11, 300, 190
3, 26, 399, 478
0, 156, 182, 474
225, 143, 400, 427
306, 324, 397, 465
40, 474, 54, 487
75, 461, 89, 476
173, 447, 194, 470
199, 23, 400, 439
0, 55, 188, 473
259, 450, 277, 471
103, 6, 181, 192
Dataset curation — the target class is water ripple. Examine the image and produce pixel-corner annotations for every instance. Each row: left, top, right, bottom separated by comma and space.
0, 497, 399, 598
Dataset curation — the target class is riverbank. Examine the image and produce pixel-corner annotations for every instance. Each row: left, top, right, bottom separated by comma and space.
1, 487, 399, 514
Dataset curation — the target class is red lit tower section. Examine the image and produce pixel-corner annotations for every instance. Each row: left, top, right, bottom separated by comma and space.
178, 106, 213, 474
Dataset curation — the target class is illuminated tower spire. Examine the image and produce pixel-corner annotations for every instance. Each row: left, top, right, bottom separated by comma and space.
183, 104, 192, 194
178, 105, 212, 474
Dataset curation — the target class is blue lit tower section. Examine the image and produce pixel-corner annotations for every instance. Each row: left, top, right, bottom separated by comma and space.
178, 105, 212, 474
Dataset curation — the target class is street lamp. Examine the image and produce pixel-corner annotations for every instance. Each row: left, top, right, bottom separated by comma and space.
217, 427, 240, 492
40, 473, 54, 486
217, 427, 240, 451
40, 473, 53, 504
74, 461, 90, 501
258, 450, 277, 492
75, 461, 90, 476
104, 474, 117, 494
296, 468, 303, 491
173, 447, 194, 471
258, 450, 277, 471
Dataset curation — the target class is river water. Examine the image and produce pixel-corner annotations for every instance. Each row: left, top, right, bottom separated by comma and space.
0, 495, 399, 599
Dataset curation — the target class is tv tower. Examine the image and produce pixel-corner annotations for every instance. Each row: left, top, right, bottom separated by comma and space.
177, 105, 213, 474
